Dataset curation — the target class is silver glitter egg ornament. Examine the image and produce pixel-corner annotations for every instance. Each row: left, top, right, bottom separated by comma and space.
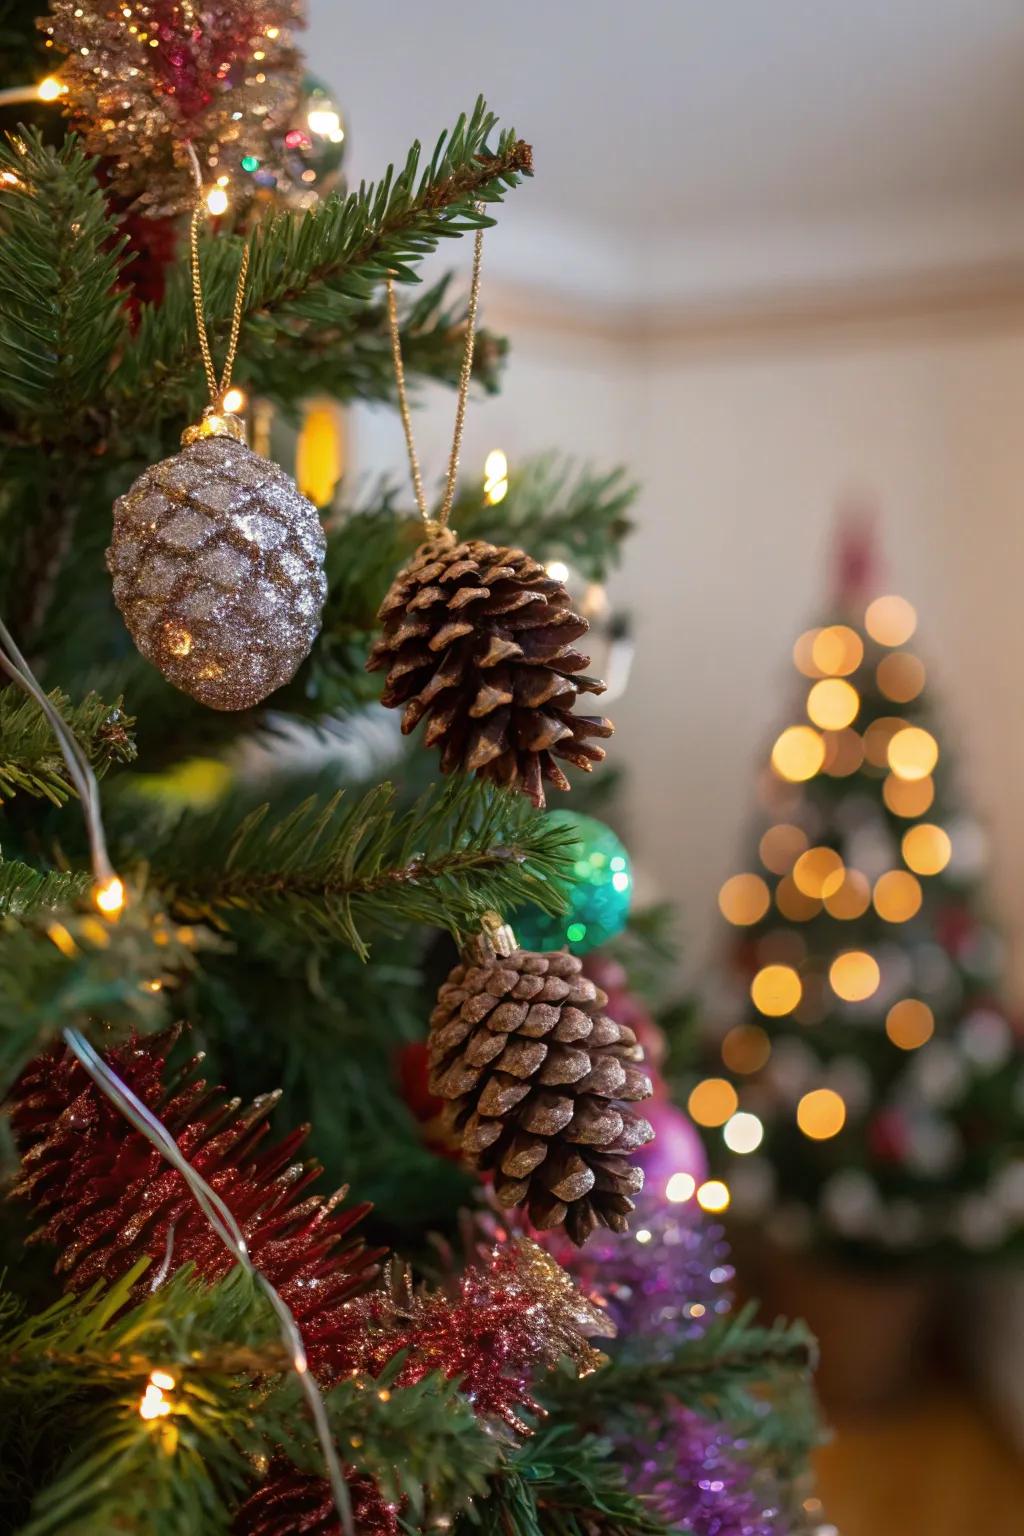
107, 420, 327, 711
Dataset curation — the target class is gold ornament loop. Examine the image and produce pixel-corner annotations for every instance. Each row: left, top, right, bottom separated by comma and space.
386, 222, 485, 534
184, 140, 250, 430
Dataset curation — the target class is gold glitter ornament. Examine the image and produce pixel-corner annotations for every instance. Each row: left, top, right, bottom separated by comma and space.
107, 419, 326, 709
106, 173, 326, 710
39, 0, 306, 217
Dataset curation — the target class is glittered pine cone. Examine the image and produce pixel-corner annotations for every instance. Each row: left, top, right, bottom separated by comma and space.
428, 945, 654, 1245
366, 532, 613, 808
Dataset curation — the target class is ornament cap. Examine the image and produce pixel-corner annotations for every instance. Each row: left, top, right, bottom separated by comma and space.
181, 408, 247, 447
466, 910, 517, 963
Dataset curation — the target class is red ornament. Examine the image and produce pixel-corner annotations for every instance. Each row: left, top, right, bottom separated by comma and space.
234, 1463, 399, 1536
868, 1108, 909, 1165
394, 1039, 459, 1158
10, 1028, 382, 1379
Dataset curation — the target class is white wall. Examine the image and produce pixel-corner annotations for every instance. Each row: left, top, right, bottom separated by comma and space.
356, 296, 1024, 1003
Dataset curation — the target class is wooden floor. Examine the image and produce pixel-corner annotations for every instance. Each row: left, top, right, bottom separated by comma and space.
814, 1388, 1024, 1536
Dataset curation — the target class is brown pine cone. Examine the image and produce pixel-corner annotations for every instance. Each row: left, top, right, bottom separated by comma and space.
366, 532, 613, 808
428, 945, 654, 1245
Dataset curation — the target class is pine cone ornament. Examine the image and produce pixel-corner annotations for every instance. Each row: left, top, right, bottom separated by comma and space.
366, 531, 613, 808
428, 933, 654, 1244
107, 426, 326, 710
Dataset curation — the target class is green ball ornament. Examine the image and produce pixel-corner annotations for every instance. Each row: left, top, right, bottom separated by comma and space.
514, 811, 632, 955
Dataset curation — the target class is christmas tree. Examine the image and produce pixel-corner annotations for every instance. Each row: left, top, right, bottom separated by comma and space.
703, 521, 1024, 1262
0, 6, 819, 1532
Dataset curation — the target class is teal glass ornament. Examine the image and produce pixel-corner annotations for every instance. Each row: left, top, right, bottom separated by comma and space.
514, 811, 632, 955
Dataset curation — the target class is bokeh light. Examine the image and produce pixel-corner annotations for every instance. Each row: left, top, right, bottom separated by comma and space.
822, 728, 865, 777
883, 773, 935, 818
829, 950, 880, 1002
865, 594, 917, 647
759, 823, 808, 874
696, 1179, 731, 1213
751, 963, 803, 1016
885, 999, 935, 1050
807, 678, 860, 730
771, 726, 825, 782
793, 846, 844, 899
902, 823, 952, 876
665, 1171, 696, 1203
812, 625, 864, 677
873, 870, 923, 923
823, 868, 871, 920
877, 652, 926, 703
792, 629, 824, 678
688, 1078, 739, 1128
863, 716, 906, 768
775, 876, 822, 921
887, 726, 938, 781
718, 873, 771, 926
721, 1023, 772, 1074
796, 1088, 847, 1140
723, 1111, 764, 1154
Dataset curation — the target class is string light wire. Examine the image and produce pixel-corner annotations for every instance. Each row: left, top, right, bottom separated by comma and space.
0, 614, 352, 1535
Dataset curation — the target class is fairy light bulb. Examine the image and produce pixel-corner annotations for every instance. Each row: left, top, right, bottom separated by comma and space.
221, 386, 246, 415
723, 1111, 764, 1154
483, 448, 509, 505
688, 1078, 739, 1128
138, 1368, 175, 1420
665, 1171, 696, 1203
206, 185, 229, 216
796, 1088, 846, 1140
93, 874, 125, 917
37, 75, 65, 100
771, 725, 825, 782
696, 1179, 731, 1213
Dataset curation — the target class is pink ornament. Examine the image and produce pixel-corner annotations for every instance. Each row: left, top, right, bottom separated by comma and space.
637, 1098, 709, 1203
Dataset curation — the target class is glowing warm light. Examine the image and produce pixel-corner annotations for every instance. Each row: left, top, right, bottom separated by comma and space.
886, 999, 935, 1050
812, 625, 864, 677
883, 773, 934, 818
723, 1111, 764, 1154
863, 716, 905, 768
47, 921, 79, 958
138, 1368, 175, 1421
829, 950, 880, 1002
877, 652, 926, 703
775, 876, 821, 921
307, 106, 344, 142
296, 403, 344, 507
221, 386, 246, 415
205, 185, 229, 215
902, 823, 952, 876
792, 629, 824, 678
696, 1179, 731, 1213
758, 823, 807, 875
807, 678, 860, 730
792, 846, 844, 900
823, 869, 871, 921
796, 1088, 846, 1140
718, 872, 771, 926
771, 725, 825, 783
873, 870, 923, 924
688, 1078, 739, 1128
821, 728, 864, 777
750, 963, 803, 1017
93, 874, 125, 917
37, 75, 65, 100
865, 594, 917, 647
887, 726, 938, 782
635, 1228, 652, 1244
666, 1171, 696, 1203
483, 449, 509, 505
721, 1023, 771, 1075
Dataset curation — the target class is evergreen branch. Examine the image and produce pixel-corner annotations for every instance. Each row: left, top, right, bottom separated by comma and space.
0, 887, 205, 1091
142, 777, 576, 958
0, 860, 90, 916
465, 1424, 667, 1536
547, 1308, 818, 1423
115, 99, 532, 434
0, 131, 128, 429
0, 686, 135, 805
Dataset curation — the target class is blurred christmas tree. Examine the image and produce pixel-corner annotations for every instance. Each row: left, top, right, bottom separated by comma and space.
702, 517, 1024, 1263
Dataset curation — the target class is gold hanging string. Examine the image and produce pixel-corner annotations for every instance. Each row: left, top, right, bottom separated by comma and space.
184, 141, 249, 413
386, 225, 484, 532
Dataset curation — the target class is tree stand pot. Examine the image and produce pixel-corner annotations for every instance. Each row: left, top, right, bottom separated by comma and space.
731, 1232, 938, 1412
